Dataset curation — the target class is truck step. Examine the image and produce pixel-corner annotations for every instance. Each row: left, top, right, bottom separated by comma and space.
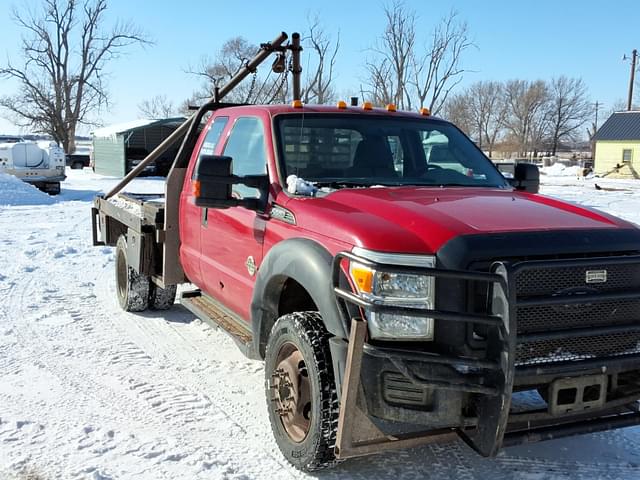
180, 290, 253, 355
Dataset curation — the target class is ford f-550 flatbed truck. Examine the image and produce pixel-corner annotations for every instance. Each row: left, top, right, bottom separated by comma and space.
91, 32, 640, 471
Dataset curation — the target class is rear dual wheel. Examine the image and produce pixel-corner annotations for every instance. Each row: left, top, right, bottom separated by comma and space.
265, 312, 340, 471
115, 235, 176, 312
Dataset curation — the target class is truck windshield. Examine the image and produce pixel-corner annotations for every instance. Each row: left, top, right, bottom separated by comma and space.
275, 114, 508, 189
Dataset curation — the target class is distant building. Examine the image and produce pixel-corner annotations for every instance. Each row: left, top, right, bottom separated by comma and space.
593, 111, 640, 178
91, 118, 185, 177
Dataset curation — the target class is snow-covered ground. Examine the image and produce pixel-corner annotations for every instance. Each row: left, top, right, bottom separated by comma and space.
1, 168, 640, 480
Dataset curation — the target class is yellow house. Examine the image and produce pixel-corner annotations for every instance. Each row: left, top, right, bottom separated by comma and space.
594, 111, 640, 178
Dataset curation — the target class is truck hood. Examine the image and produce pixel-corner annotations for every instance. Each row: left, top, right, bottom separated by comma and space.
286, 187, 633, 253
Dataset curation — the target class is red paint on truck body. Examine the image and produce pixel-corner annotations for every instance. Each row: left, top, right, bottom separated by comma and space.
178, 105, 633, 321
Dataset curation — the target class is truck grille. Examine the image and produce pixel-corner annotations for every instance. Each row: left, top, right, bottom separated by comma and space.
517, 300, 640, 333
515, 262, 640, 297
511, 258, 640, 366
516, 331, 640, 365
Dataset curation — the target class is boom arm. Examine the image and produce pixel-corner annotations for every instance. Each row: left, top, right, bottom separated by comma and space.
103, 31, 298, 200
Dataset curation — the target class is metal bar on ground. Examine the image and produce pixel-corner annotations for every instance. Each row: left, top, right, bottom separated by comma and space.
502, 411, 640, 447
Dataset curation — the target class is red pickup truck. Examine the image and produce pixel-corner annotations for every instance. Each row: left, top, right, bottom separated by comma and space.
93, 102, 640, 471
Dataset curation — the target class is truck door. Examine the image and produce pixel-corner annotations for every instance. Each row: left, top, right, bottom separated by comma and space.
199, 116, 268, 321
179, 115, 229, 287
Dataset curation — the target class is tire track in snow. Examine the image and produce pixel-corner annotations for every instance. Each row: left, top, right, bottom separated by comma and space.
1, 212, 297, 479
2, 186, 640, 479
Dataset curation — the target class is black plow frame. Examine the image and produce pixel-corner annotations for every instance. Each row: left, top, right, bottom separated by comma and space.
331, 251, 640, 459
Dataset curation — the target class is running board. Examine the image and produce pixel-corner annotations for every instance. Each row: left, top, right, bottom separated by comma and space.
180, 290, 254, 357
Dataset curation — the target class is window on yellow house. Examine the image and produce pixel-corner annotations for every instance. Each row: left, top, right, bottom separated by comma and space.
622, 149, 632, 162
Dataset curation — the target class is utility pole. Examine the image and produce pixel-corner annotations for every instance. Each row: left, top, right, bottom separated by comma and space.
594, 101, 600, 130
625, 49, 637, 111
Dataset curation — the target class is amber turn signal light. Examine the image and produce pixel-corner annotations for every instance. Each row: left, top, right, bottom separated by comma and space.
350, 264, 373, 293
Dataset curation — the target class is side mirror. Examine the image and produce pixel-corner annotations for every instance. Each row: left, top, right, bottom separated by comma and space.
509, 162, 539, 193
193, 154, 269, 210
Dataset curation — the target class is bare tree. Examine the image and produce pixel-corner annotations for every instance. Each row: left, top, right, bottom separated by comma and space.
467, 81, 507, 157
547, 76, 591, 155
409, 11, 472, 115
503, 80, 550, 157
364, 1, 415, 108
442, 92, 474, 138
187, 36, 289, 106
363, 60, 395, 106
363, 4, 472, 114
137, 95, 176, 119
301, 16, 340, 104
0, 0, 148, 153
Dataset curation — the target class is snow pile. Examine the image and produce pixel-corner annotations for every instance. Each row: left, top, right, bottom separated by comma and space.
541, 163, 583, 177
92, 119, 155, 138
0, 173, 55, 206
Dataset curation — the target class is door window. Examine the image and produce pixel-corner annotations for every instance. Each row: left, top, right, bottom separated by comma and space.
223, 117, 267, 199
200, 116, 229, 156
192, 116, 229, 179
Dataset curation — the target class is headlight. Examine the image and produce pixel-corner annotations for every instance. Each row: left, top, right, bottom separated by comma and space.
349, 247, 435, 341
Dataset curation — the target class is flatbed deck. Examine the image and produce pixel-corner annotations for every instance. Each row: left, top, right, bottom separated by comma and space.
94, 193, 165, 234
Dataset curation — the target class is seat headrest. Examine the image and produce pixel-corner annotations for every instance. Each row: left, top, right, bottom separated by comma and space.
352, 137, 394, 170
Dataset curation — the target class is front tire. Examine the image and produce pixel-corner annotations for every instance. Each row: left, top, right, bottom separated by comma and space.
115, 235, 149, 312
265, 312, 340, 471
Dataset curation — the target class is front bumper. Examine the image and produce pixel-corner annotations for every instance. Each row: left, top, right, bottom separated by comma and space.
332, 251, 640, 458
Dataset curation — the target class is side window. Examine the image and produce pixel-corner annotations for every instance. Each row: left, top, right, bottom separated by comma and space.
223, 117, 267, 199
192, 116, 228, 179
200, 116, 229, 156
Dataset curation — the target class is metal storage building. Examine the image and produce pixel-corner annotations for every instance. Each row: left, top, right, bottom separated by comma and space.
92, 118, 185, 177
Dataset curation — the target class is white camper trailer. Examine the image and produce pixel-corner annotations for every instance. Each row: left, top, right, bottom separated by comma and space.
0, 137, 66, 194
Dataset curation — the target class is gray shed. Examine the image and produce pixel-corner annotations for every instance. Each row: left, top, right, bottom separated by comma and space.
92, 118, 186, 177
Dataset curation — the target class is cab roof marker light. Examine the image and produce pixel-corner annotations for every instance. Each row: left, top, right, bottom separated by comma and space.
336, 100, 347, 109
291, 99, 303, 108
386, 104, 397, 112
362, 101, 373, 110
420, 107, 431, 116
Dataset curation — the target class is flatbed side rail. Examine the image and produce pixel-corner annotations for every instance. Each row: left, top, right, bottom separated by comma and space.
93, 196, 146, 241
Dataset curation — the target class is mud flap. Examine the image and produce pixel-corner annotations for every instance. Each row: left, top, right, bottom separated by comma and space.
335, 318, 457, 459
459, 262, 516, 456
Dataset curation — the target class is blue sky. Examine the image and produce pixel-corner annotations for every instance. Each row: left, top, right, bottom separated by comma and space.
0, 0, 638, 134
